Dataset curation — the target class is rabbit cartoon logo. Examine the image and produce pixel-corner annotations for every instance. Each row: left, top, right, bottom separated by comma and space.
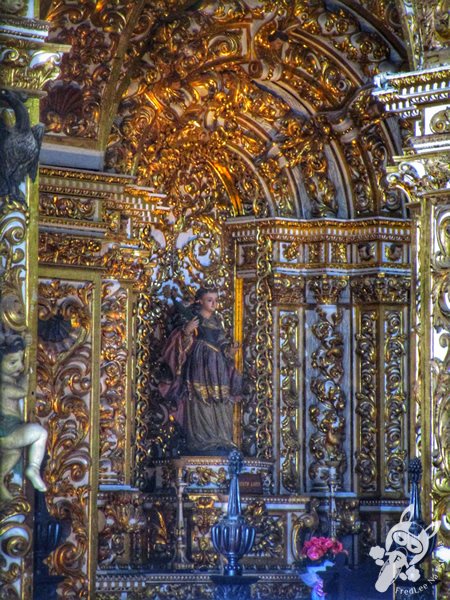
369, 504, 440, 593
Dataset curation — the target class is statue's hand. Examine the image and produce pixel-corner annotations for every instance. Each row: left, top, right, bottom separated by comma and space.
230, 342, 240, 357
184, 317, 199, 335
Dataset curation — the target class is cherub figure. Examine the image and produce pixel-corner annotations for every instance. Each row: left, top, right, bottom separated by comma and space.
0, 332, 47, 500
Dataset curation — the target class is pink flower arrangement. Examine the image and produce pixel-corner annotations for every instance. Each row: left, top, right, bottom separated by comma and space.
301, 536, 344, 562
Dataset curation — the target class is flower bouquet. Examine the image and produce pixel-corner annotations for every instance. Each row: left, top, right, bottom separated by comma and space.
299, 537, 345, 599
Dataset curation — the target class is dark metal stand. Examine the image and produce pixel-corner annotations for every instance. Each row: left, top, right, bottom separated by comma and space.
210, 575, 259, 600
210, 451, 259, 599
32, 479, 70, 600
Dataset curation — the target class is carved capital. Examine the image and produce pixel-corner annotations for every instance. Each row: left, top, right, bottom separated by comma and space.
351, 275, 410, 304
273, 274, 305, 305
308, 275, 348, 304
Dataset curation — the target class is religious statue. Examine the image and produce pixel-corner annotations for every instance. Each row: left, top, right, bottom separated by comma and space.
0, 332, 48, 500
159, 287, 242, 455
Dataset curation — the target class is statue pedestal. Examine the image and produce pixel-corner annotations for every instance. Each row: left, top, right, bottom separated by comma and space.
210, 575, 259, 600
148, 455, 273, 494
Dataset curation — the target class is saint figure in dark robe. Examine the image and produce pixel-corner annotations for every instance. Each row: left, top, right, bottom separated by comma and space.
159, 288, 241, 455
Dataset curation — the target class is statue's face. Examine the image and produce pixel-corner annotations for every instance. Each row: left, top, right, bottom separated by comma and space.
0, 0, 25, 14
1, 350, 24, 379
199, 292, 218, 314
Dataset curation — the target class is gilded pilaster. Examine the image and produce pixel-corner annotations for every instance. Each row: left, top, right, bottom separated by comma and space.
374, 63, 450, 593
306, 277, 349, 493
255, 228, 273, 460
35, 169, 160, 597
0, 7, 67, 599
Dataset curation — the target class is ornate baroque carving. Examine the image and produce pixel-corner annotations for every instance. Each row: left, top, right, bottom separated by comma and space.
189, 496, 220, 569
351, 275, 410, 304
309, 308, 346, 489
36, 280, 94, 598
355, 311, 378, 494
243, 500, 284, 559
308, 275, 348, 304
279, 311, 301, 493
383, 310, 407, 494
255, 229, 273, 459
99, 283, 129, 484
272, 274, 304, 305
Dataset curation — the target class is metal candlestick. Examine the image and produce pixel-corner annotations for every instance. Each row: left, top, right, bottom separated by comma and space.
328, 463, 339, 539
170, 466, 192, 570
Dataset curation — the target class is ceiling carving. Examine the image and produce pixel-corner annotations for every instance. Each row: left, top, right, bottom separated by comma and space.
41, 0, 411, 218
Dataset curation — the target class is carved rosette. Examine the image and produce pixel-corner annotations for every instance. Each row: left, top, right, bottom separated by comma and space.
355, 311, 378, 494
255, 229, 273, 459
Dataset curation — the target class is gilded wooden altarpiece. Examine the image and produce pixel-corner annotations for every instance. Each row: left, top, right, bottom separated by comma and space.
1, 0, 448, 598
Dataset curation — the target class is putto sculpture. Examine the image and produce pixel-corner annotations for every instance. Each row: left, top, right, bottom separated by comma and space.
0, 330, 48, 499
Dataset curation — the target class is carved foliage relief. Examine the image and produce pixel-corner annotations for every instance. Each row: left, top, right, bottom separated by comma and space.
0, 200, 30, 599
35, 279, 96, 598
355, 311, 378, 494
255, 230, 273, 459
99, 282, 129, 485
430, 205, 450, 544
241, 279, 258, 458
309, 308, 347, 490
383, 310, 407, 494
279, 311, 301, 493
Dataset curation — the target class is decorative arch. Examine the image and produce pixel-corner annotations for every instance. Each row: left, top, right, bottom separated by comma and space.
42, 0, 408, 218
